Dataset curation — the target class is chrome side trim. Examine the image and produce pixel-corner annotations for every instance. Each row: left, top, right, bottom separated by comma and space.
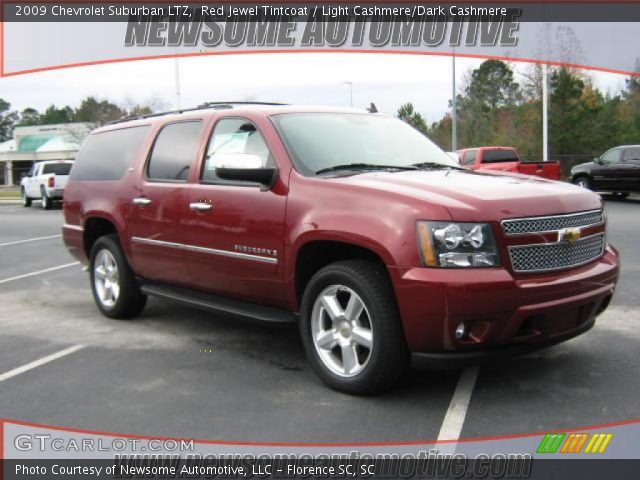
130, 236, 278, 264
62, 224, 84, 232
501, 209, 604, 236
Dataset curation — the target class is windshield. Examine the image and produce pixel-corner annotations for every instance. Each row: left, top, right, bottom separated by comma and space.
271, 113, 458, 176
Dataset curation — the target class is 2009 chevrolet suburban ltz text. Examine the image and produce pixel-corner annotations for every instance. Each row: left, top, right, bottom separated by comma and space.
62, 103, 619, 394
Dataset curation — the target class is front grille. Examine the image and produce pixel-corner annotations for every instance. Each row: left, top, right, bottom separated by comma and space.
502, 210, 604, 235
509, 233, 605, 273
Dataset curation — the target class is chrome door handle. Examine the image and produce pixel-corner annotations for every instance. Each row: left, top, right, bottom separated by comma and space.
132, 197, 152, 206
189, 202, 213, 212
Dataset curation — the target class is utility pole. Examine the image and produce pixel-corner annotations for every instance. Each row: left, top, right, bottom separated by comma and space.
542, 63, 549, 162
451, 50, 457, 151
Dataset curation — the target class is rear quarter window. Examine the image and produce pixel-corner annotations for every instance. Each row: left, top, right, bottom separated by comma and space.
70, 126, 151, 181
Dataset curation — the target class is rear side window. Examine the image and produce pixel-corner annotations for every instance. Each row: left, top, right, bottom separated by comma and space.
42, 163, 72, 175
622, 147, 640, 163
481, 149, 519, 163
147, 121, 203, 182
70, 126, 151, 181
462, 150, 476, 165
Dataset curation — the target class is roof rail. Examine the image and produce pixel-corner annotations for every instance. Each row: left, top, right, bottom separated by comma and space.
105, 101, 289, 126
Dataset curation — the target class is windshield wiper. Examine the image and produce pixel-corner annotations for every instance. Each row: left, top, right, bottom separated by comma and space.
411, 162, 464, 170
316, 163, 418, 175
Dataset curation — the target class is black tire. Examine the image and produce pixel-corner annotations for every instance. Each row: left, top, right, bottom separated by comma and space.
21, 188, 32, 207
299, 260, 409, 395
573, 175, 592, 190
614, 192, 630, 199
40, 187, 52, 210
89, 234, 147, 319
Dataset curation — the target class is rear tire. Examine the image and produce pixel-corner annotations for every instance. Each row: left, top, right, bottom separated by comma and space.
573, 176, 592, 190
90, 234, 147, 319
21, 189, 32, 207
613, 192, 630, 200
40, 187, 52, 210
299, 260, 409, 395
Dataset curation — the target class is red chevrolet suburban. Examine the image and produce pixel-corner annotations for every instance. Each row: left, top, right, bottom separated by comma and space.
458, 146, 562, 181
62, 103, 619, 394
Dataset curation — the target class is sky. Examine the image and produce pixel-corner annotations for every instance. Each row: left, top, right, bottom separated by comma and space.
0, 53, 630, 125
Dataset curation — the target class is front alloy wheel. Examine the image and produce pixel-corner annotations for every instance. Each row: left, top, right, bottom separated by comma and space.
311, 285, 373, 377
300, 260, 409, 394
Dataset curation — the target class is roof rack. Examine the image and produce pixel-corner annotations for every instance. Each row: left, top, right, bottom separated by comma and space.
105, 101, 289, 126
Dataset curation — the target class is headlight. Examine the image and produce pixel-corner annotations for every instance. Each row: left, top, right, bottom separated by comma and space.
417, 221, 500, 268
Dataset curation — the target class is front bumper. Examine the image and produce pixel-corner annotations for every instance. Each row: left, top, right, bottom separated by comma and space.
390, 246, 619, 358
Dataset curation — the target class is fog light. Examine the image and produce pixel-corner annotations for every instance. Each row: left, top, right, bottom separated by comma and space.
455, 322, 467, 340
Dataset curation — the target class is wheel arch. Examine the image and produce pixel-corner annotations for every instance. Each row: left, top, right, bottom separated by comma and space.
290, 234, 395, 311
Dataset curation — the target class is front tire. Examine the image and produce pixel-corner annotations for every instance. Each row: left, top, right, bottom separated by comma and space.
573, 176, 592, 190
21, 189, 32, 207
90, 234, 147, 319
299, 260, 409, 395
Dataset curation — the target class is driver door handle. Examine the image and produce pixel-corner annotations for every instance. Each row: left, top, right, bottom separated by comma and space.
132, 197, 152, 206
190, 202, 213, 212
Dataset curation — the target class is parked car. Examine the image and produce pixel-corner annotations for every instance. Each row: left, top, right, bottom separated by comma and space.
21, 160, 74, 209
457, 146, 561, 181
62, 104, 619, 394
571, 145, 640, 197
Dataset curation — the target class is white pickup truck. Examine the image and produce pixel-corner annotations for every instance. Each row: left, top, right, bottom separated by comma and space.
21, 160, 74, 209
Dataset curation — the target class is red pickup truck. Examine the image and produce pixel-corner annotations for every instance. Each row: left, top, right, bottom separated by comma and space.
458, 146, 561, 180
62, 104, 618, 394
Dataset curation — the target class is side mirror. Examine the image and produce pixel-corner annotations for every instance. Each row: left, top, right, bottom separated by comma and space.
213, 153, 277, 188
594, 157, 603, 164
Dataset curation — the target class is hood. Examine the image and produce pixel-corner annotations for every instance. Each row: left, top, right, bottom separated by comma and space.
331, 169, 602, 222
572, 161, 597, 171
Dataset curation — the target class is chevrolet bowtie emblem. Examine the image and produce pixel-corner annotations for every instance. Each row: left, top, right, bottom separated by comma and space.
559, 227, 581, 244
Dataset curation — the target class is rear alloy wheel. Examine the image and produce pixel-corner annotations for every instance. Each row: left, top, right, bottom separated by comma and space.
574, 176, 591, 190
90, 234, 146, 319
300, 260, 409, 394
21, 189, 32, 207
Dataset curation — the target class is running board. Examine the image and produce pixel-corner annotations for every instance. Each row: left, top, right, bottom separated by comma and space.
140, 283, 297, 325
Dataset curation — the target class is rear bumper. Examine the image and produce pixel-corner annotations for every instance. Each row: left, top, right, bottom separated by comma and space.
47, 189, 64, 198
390, 246, 619, 355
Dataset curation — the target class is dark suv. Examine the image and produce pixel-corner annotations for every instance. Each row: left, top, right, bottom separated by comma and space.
63, 103, 619, 394
571, 145, 640, 197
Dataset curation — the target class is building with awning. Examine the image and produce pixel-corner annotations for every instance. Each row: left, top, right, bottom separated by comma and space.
0, 123, 92, 186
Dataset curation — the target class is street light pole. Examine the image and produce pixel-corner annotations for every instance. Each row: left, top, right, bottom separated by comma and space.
451, 50, 457, 152
344, 81, 353, 107
174, 56, 182, 110
542, 63, 549, 162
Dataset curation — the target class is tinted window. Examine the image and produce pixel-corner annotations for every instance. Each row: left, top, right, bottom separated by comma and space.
42, 163, 72, 175
601, 148, 621, 164
70, 126, 151, 181
147, 121, 203, 182
202, 118, 272, 183
622, 147, 640, 163
481, 149, 519, 163
462, 150, 476, 165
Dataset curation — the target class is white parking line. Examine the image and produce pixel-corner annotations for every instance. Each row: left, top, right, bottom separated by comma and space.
0, 234, 62, 247
0, 345, 85, 383
437, 366, 480, 441
0, 262, 80, 285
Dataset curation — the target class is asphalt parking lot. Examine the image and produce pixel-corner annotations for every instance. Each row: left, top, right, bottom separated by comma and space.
0, 197, 639, 443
